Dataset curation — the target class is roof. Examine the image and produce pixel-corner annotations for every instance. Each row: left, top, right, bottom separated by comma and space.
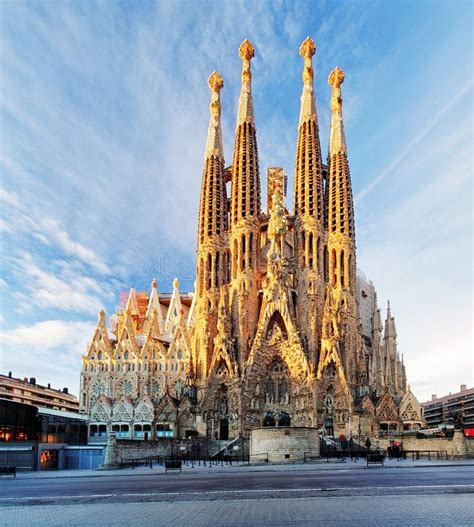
37, 406, 89, 421
421, 387, 474, 407
0, 373, 77, 400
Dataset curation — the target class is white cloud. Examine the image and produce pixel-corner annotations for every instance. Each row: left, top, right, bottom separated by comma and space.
39, 218, 110, 274
0, 182, 110, 275
0, 186, 20, 207
355, 80, 473, 205
0, 218, 13, 233
12, 253, 105, 315
0, 319, 95, 395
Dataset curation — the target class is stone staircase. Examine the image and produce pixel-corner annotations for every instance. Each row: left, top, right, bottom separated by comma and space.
210, 436, 248, 458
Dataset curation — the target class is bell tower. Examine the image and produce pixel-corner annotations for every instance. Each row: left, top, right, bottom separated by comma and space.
293, 37, 326, 366
323, 67, 364, 391
194, 71, 229, 381
229, 40, 262, 365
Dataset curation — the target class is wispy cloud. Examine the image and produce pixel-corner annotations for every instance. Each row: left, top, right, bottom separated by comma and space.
355, 80, 473, 204
11, 253, 105, 315
0, 319, 95, 392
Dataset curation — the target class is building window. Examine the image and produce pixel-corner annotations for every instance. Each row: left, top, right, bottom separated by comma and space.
156, 423, 173, 438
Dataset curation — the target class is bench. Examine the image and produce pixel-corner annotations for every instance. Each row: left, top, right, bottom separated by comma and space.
366, 454, 384, 467
165, 460, 182, 474
0, 466, 16, 477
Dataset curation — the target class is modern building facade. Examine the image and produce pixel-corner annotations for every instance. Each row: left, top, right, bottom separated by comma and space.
421, 385, 474, 429
80, 38, 424, 443
0, 372, 79, 413
0, 398, 92, 470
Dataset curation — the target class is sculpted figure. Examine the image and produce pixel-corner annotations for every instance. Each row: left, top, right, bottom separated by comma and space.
267, 187, 288, 260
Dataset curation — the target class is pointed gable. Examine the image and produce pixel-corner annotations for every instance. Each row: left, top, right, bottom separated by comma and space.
141, 308, 164, 358
85, 310, 113, 360
90, 395, 112, 422
117, 308, 140, 358
144, 278, 164, 333
165, 278, 183, 335
167, 320, 191, 362
361, 393, 375, 415
134, 396, 155, 422
399, 388, 423, 422
112, 396, 134, 422
155, 392, 178, 422
376, 390, 399, 422
125, 288, 139, 316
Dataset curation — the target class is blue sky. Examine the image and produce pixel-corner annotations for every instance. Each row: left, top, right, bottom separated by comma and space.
0, 0, 472, 402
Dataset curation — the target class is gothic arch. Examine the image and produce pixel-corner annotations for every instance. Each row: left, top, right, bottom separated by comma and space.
265, 311, 288, 340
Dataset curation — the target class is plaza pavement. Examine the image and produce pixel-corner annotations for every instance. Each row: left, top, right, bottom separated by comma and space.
1, 494, 473, 526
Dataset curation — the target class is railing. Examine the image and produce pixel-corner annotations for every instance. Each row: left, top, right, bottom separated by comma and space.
389, 449, 448, 461
319, 447, 385, 462
120, 457, 154, 469
159, 452, 250, 468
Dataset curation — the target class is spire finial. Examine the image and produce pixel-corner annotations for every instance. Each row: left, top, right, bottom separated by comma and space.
328, 67, 345, 112
204, 71, 224, 158
236, 40, 256, 126
300, 37, 316, 83
239, 40, 254, 84
208, 71, 224, 95
173, 277, 180, 290
299, 36, 316, 59
151, 278, 157, 289
239, 39, 255, 61
328, 67, 347, 155
328, 67, 345, 89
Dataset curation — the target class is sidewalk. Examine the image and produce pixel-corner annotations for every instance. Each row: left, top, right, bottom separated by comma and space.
8, 457, 474, 480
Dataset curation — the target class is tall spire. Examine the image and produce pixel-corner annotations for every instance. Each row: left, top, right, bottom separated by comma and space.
293, 36, 324, 223
230, 39, 261, 226
196, 71, 228, 295
328, 67, 347, 155
327, 67, 355, 242
384, 300, 397, 340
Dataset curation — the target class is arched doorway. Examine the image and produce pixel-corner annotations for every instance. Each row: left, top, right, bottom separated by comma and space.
219, 418, 229, 440
263, 413, 276, 427
278, 412, 291, 426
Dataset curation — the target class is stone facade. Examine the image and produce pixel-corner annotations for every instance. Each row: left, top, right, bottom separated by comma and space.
80, 37, 424, 443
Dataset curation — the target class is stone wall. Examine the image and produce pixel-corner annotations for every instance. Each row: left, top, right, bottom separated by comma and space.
250, 427, 319, 462
115, 439, 171, 460
378, 430, 469, 458
465, 438, 474, 458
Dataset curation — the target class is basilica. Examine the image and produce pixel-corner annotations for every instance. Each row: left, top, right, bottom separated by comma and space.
79, 38, 424, 442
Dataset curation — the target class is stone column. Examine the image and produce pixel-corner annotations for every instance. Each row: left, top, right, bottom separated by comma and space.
98, 432, 120, 470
